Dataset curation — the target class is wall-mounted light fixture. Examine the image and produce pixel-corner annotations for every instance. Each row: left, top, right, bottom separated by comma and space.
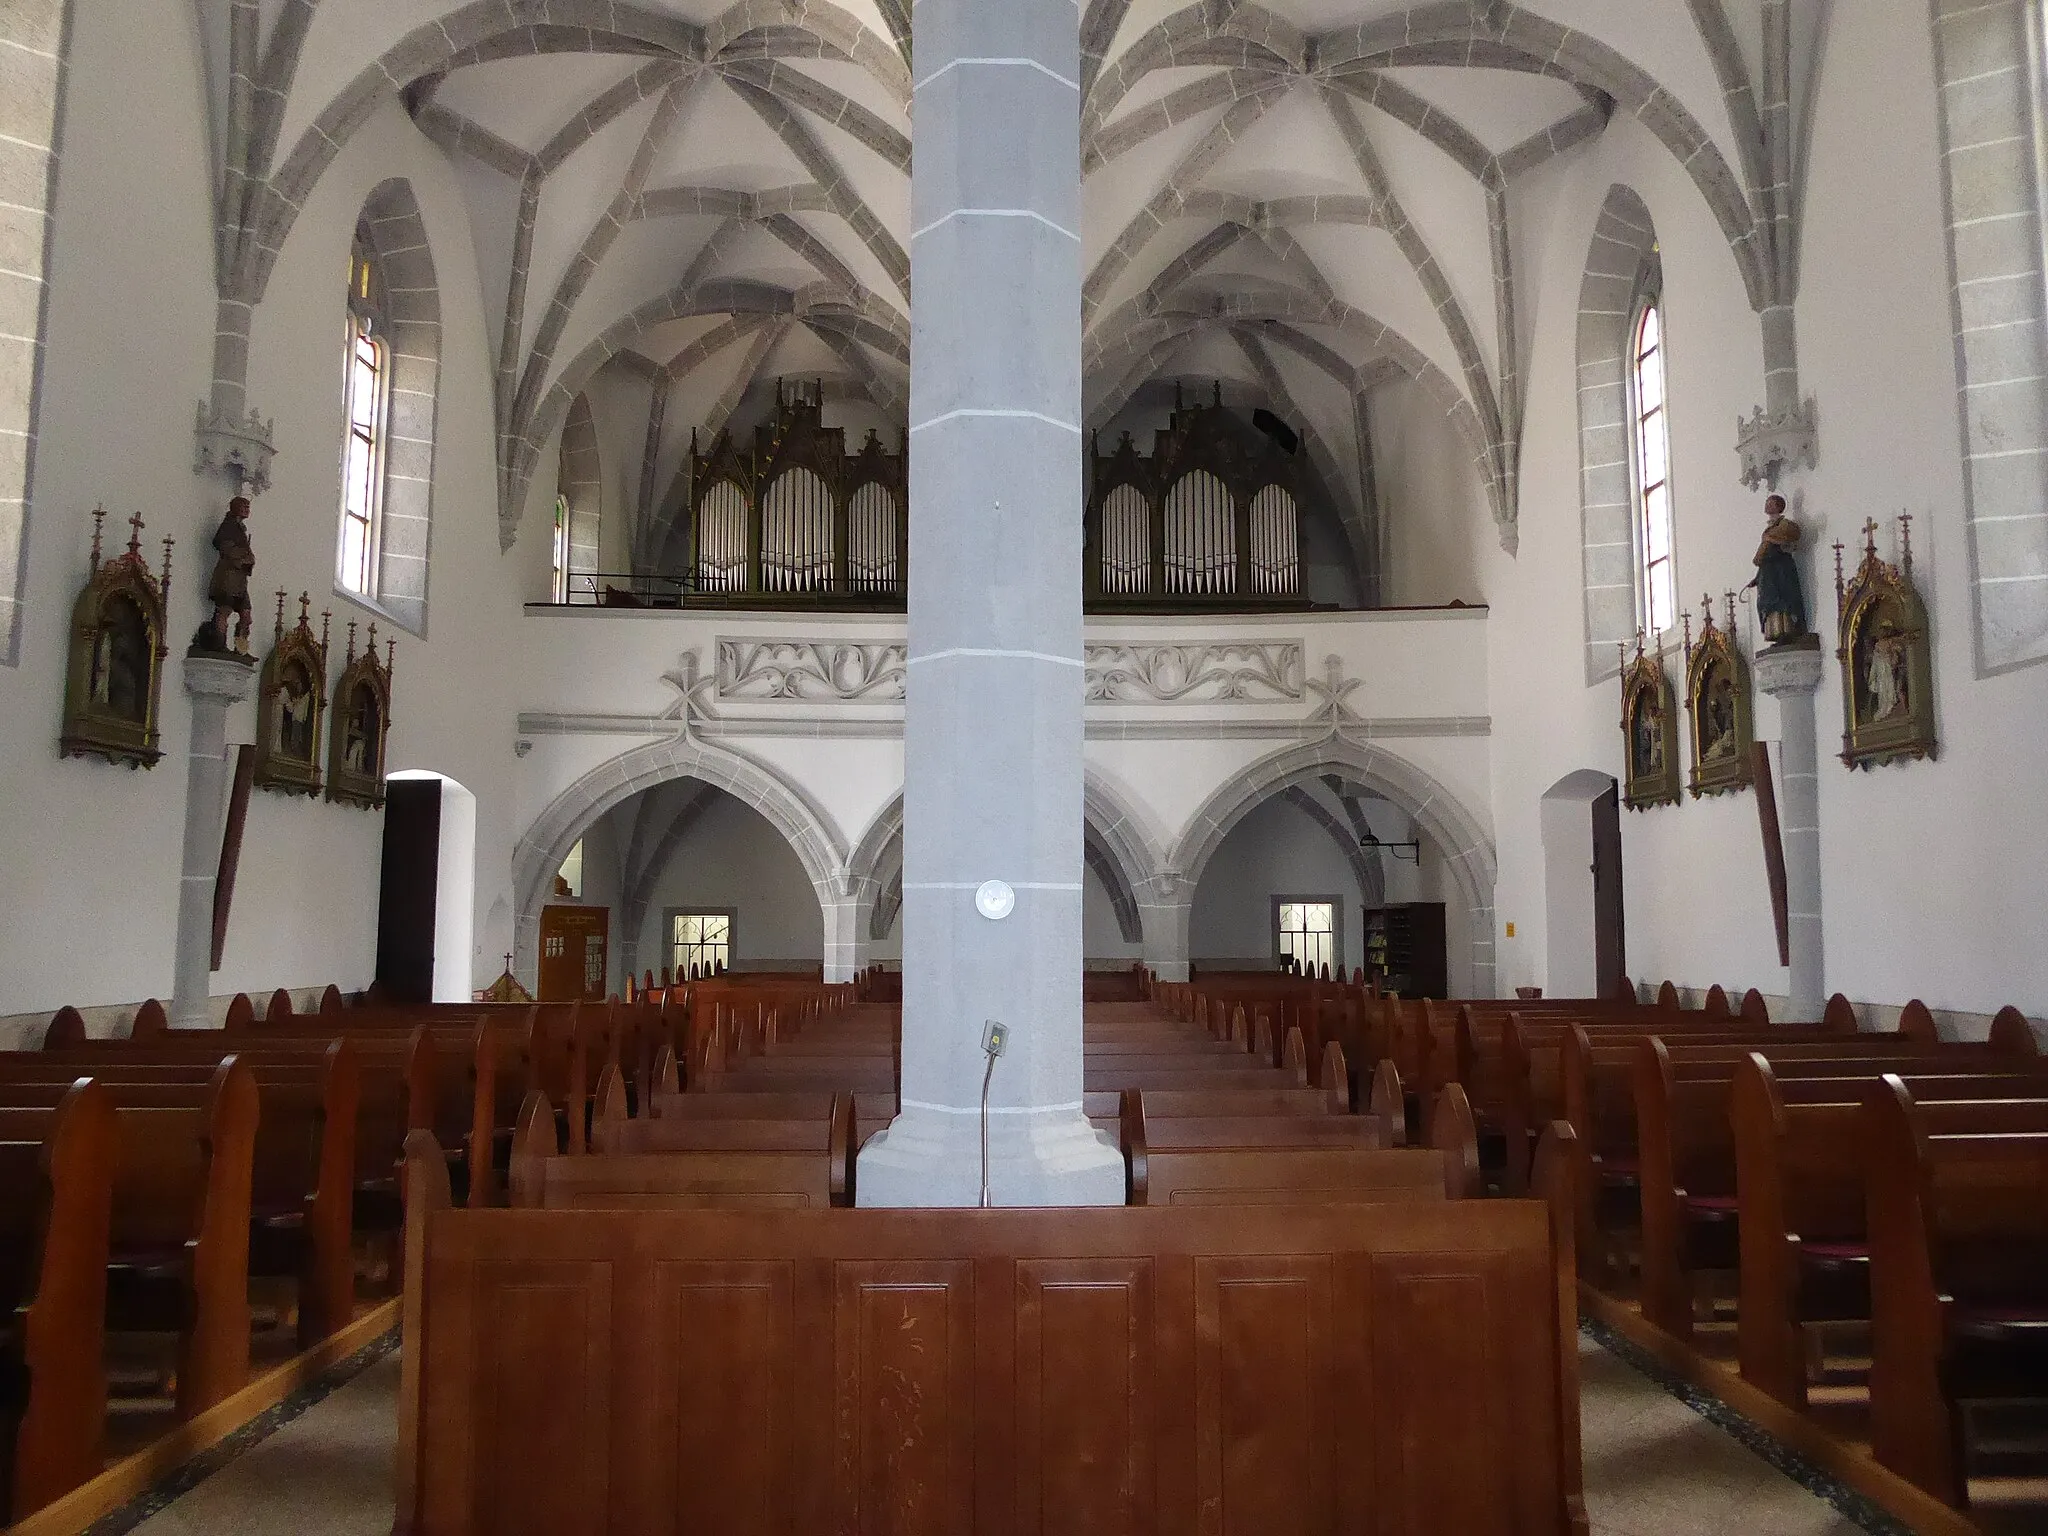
1359, 830, 1421, 864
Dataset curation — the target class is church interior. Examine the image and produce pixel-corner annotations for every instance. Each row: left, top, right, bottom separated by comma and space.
2, 0, 2046, 1531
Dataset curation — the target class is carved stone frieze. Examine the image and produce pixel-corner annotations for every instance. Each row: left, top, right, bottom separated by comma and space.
718, 640, 907, 702
716, 638, 1306, 705
1085, 642, 1303, 704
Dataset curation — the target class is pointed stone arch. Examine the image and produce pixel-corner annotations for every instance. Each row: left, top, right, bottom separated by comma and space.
845, 770, 1171, 950
511, 736, 848, 984
1170, 736, 1497, 997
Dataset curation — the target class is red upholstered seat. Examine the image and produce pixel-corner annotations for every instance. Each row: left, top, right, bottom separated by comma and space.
1797, 1241, 1869, 1262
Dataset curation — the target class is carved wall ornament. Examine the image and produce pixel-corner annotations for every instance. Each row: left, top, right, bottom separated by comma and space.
718, 639, 907, 702
254, 592, 330, 798
61, 508, 174, 769
716, 638, 1307, 707
1681, 594, 1754, 798
1306, 653, 1367, 727
1085, 642, 1303, 703
193, 400, 278, 496
1735, 398, 1819, 492
1834, 516, 1937, 771
1619, 633, 1681, 811
326, 621, 395, 809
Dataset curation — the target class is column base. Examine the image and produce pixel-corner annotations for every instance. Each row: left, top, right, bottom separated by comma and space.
855, 1103, 1125, 1208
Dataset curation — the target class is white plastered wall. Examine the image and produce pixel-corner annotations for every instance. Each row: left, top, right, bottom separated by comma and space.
1483, 0, 2048, 1021
0, 13, 526, 1018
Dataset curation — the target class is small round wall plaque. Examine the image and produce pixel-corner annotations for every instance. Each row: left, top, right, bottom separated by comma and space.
974, 880, 1015, 921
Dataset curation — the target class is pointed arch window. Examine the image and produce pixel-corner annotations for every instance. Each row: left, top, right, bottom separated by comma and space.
339, 225, 390, 598
1629, 297, 1677, 638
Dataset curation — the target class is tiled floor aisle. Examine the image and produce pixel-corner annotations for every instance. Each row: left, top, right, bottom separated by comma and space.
113, 1335, 1886, 1535
1578, 1337, 1866, 1536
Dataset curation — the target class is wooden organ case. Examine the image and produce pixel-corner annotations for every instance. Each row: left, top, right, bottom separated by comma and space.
1088, 387, 1308, 609
688, 382, 906, 604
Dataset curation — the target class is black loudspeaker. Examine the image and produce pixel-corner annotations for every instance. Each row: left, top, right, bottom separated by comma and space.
1251, 408, 1300, 456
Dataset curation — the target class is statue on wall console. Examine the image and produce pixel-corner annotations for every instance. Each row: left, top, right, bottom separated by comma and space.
1748, 493, 1808, 644
196, 495, 257, 654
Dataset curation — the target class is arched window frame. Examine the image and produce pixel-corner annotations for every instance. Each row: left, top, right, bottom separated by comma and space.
338, 224, 391, 600
1625, 286, 1678, 640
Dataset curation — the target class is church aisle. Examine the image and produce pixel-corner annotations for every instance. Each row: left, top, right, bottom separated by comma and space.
86, 1332, 1902, 1535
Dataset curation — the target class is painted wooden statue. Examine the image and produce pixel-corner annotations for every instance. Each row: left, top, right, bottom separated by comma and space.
1750, 493, 1807, 643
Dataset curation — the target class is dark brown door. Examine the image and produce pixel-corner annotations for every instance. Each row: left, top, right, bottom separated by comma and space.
1591, 781, 1627, 1000
376, 778, 441, 1003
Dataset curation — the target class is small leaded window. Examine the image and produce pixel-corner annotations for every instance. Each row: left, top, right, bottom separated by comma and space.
671, 912, 732, 979
1276, 900, 1337, 976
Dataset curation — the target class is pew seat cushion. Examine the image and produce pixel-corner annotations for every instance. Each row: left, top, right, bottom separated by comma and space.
1594, 1155, 1637, 1185
1683, 1195, 1739, 1217
1797, 1240, 1869, 1263
1949, 1305, 2048, 1341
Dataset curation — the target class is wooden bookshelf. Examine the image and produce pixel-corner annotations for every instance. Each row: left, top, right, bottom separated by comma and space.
1363, 903, 1448, 1000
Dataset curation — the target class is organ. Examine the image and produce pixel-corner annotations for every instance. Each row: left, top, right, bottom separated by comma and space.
667, 382, 1312, 610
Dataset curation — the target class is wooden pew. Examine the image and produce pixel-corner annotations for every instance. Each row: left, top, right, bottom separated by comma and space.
396, 1132, 1588, 1536
1122, 1083, 1480, 1206
0, 1081, 113, 1523
1865, 1077, 2048, 1505
1632, 1034, 2039, 1339
0, 1060, 258, 1420
0, 1043, 359, 1346
507, 1088, 849, 1209
1732, 1053, 2048, 1411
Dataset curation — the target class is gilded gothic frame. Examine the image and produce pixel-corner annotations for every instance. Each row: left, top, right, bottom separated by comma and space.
1835, 517, 1937, 770
1682, 594, 1754, 798
1619, 635, 1681, 811
60, 510, 173, 770
326, 621, 395, 809
254, 591, 330, 797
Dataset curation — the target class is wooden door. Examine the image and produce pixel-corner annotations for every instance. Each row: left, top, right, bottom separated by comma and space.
539, 905, 610, 1002
1591, 781, 1627, 1000
376, 778, 440, 1004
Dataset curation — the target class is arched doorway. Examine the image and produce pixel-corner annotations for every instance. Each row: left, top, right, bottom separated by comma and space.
1540, 770, 1625, 1000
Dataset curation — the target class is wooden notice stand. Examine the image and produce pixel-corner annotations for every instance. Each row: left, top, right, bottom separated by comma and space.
538, 904, 609, 1001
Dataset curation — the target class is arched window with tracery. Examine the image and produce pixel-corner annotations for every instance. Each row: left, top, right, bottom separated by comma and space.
338, 223, 389, 598
1628, 296, 1677, 638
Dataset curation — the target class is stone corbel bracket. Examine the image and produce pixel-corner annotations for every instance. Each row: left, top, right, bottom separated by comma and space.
194, 400, 278, 496
1736, 399, 1819, 493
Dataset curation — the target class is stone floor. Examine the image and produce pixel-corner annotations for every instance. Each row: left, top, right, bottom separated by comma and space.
91, 1333, 1916, 1535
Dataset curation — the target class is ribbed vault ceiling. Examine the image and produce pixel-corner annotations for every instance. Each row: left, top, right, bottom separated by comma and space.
211, 1, 1828, 558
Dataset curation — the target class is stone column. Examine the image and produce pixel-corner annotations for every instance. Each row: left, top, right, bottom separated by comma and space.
857, 0, 1122, 1206
1138, 882, 1192, 983
1756, 641, 1824, 1022
172, 653, 258, 1029
820, 889, 866, 985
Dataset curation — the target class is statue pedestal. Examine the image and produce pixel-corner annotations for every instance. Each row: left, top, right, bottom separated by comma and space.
1756, 637, 1825, 1023
172, 652, 257, 1029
